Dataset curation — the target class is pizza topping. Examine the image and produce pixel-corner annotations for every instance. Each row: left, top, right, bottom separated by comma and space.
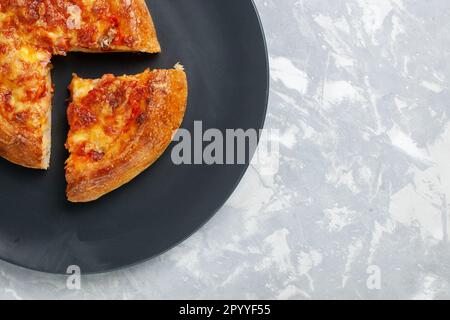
66, 5, 82, 30
136, 113, 146, 125
25, 0, 41, 22
78, 25, 98, 46
106, 85, 126, 109
0, 44, 8, 55
88, 150, 105, 161
67, 73, 149, 162
123, 35, 135, 47
41, 2, 66, 28
122, 0, 132, 10
14, 110, 30, 123
99, 27, 117, 49
25, 81, 47, 102
92, 0, 110, 16
65, 69, 187, 202
69, 104, 97, 129
0, 90, 13, 113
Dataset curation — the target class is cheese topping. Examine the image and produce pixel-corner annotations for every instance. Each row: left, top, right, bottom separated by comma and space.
66, 70, 167, 172
67, 5, 82, 30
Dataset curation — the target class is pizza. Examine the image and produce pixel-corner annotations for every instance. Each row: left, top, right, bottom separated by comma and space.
0, 0, 160, 169
65, 67, 188, 202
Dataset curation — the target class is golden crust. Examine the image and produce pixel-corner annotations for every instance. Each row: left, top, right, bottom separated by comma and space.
134, 0, 161, 53
66, 69, 188, 202
0, 125, 47, 169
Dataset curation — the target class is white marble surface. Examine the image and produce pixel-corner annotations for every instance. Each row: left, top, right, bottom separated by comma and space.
2, 0, 450, 300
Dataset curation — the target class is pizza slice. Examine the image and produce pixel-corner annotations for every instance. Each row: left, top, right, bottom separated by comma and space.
65, 67, 188, 202
0, 42, 53, 169
0, 0, 160, 169
5, 0, 161, 55
66, 0, 161, 53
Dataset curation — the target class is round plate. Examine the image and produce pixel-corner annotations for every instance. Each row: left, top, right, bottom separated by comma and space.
0, 0, 268, 274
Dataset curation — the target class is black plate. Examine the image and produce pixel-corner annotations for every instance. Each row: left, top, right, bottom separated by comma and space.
0, 0, 268, 274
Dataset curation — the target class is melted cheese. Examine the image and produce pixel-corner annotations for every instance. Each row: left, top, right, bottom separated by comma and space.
67, 5, 82, 30
67, 72, 152, 167
0, 41, 51, 129
71, 77, 97, 101
17, 46, 48, 64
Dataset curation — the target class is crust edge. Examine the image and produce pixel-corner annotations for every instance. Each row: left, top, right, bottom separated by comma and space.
133, 0, 161, 53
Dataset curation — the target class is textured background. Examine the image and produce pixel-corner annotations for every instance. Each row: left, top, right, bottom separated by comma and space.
1, 0, 450, 299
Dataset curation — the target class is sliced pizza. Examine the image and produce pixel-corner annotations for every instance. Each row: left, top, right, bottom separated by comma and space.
0, 40, 53, 168
65, 68, 188, 202
0, 0, 160, 169
66, 0, 161, 53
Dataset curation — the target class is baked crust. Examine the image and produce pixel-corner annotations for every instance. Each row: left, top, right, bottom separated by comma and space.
66, 69, 188, 202
0, 123, 47, 169
0, 0, 160, 169
133, 0, 161, 53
